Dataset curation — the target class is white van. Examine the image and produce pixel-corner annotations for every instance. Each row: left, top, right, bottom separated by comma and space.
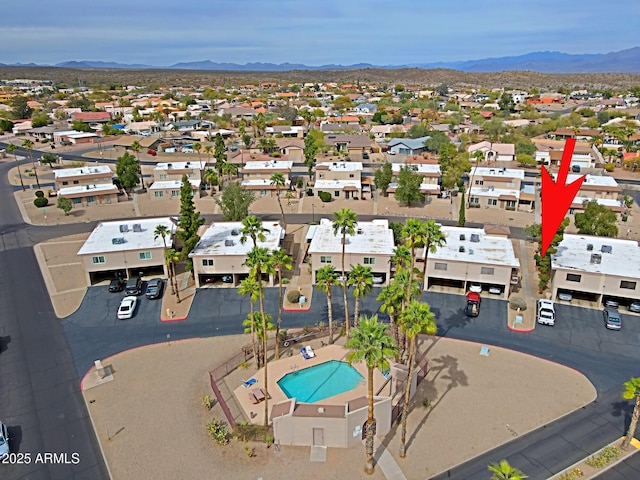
537, 299, 555, 326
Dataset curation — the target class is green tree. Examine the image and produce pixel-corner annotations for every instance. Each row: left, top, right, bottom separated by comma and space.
203, 168, 218, 195
115, 152, 140, 196
238, 275, 261, 367
213, 133, 226, 179
377, 279, 405, 357
216, 181, 255, 221
6, 144, 25, 191
484, 117, 507, 141
193, 142, 202, 162
487, 460, 528, 480
524, 223, 541, 242
153, 224, 171, 252
398, 300, 437, 457
39, 152, 58, 168
316, 265, 340, 344
406, 123, 430, 139
458, 194, 466, 226
401, 219, 427, 305
498, 93, 515, 114
56, 196, 73, 216
10, 95, 32, 119
534, 218, 569, 292
516, 153, 537, 167
177, 174, 205, 273
424, 131, 451, 153
621, 377, 640, 450
346, 315, 398, 475
0, 119, 14, 132
516, 139, 536, 156
574, 200, 618, 237
333, 208, 358, 337
270, 172, 288, 229
242, 311, 275, 367
373, 161, 393, 196
395, 166, 423, 207
71, 120, 92, 132
31, 111, 49, 128
269, 249, 293, 360
240, 215, 269, 249
304, 129, 321, 179
21, 138, 40, 188
419, 220, 446, 285
348, 264, 374, 328
165, 248, 181, 301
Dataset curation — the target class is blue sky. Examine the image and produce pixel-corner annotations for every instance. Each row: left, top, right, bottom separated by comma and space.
1, 0, 638, 66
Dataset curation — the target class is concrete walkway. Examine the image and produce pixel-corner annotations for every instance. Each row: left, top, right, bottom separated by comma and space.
373, 437, 407, 480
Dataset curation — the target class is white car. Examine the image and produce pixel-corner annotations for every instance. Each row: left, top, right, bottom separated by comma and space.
537, 299, 555, 326
117, 296, 138, 320
469, 284, 482, 293
0, 420, 9, 460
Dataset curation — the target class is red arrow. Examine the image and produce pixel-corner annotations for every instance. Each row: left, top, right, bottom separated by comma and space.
540, 138, 586, 257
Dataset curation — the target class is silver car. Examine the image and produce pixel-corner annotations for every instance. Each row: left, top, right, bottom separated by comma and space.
628, 301, 640, 313
603, 308, 622, 330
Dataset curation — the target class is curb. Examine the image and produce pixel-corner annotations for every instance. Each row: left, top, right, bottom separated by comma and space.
283, 305, 311, 312
506, 324, 535, 333
81, 388, 115, 480
160, 315, 187, 322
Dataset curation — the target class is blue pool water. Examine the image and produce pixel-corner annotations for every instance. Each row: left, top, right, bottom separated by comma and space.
277, 360, 364, 403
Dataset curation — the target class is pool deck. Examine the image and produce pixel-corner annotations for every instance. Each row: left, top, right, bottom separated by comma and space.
233, 344, 389, 426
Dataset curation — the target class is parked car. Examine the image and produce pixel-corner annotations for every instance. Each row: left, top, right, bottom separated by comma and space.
468, 284, 482, 293
536, 299, 556, 326
0, 420, 9, 460
558, 291, 573, 302
108, 277, 125, 292
628, 301, 640, 313
117, 296, 138, 320
388, 150, 397, 155
125, 276, 143, 295
362, 152, 369, 160
603, 307, 622, 330
147, 148, 157, 156
145, 278, 164, 300
604, 299, 619, 309
372, 275, 384, 284
488, 286, 502, 295
221, 275, 233, 283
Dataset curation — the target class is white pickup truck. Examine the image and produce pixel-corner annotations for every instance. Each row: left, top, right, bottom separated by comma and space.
537, 299, 556, 326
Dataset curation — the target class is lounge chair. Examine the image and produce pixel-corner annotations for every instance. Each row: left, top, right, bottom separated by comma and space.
305, 345, 315, 358
300, 347, 311, 360
242, 378, 258, 388
249, 392, 259, 404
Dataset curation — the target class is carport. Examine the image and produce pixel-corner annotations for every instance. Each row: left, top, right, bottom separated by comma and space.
428, 277, 465, 294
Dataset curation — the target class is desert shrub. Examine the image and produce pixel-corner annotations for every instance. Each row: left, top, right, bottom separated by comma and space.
286, 289, 301, 304
585, 446, 621, 468
34, 190, 45, 198
604, 163, 615, 172
509, 297, 527, 311
318, 191, 332, 202
34, 197, 49, 208
205, 418, 230, 445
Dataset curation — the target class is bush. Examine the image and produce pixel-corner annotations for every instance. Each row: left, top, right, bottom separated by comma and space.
585, 446, 621, 468
604, 163, 615, 172
509, 297, 527, 311
205, 418, 230, 445
306, 188, 314, 196
34, 190, 45, 198
34, 197, 49, 208
296, 177, 304, 188
286, 289, 301, 304
318, 191, 332, 203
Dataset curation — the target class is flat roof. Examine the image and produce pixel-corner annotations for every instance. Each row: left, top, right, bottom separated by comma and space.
149, 179, 200, 189
552, 234, 640, 278
428, 226, 520, 267
242, 160, 293, 171
571, 196, 623, 208
316, 161, 363, 171
471, 167, 525, 179
241, 178, 291, 187
54, 165, 112, 179
392, 164, 441, 174
554, 173, 620, 188
154, 161, 206, 170
58, 184, 118, 196
189, 221, 283, 257
467, 187, 520, 199
314, 179, 361, 190
77, 217, 176, 255
308, 219, 394, 255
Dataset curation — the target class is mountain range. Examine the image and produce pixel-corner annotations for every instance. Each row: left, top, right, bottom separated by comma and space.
3, 47, 639, 74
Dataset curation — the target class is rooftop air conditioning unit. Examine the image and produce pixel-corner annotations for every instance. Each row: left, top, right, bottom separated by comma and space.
119, 224, 129, 233
225, 240, 234, 247
590, 253, 602, 264
587, 244, 593, 251
460, 234, 466, 241
132, 223, 142, 232
111, 237, 125, 245
470, 234, 480, 243
231, 229, 239, 236
601, 245, 612, 254
459, 246, 465, 253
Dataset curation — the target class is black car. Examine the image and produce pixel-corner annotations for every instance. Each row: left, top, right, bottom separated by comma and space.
108, 278, 125, 292
124, 276, 143, 296
362, 152, 369, 160
145, 278, 164, 299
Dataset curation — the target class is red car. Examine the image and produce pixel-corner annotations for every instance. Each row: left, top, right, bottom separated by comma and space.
147, 149, 157, 156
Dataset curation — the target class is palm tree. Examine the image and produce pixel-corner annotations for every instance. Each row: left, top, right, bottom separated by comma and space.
203, 168, 217, 195
270, 172, 288, 229
242, 311, 275, 368
6, 144, 25, 191
346, 315, 398, 475
419, 220, 446, 290
204, 145, 213, 164
487, 460, 528, 480
398, 300, 437, 457
164, 248, 181, 301
238, 274, 261, 368
154, 224, 171, 251
391, 245, 412, 274
316, 265, 340, 344
401, 219, 427, 304
240, 215, 269, 249
270, 248, 293, 360
244, 246, 272, 426
377, 280, 404, 358
222, 161, 238, 182
193, 142, 202, 162
130, 140, 142, 160
621, 377, 640, 450
332, 208, 357, 337
348, 264, 374, 328
21, 138, 40, 188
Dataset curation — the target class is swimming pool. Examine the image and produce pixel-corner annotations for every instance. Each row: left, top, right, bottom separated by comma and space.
277, 360, 364, 403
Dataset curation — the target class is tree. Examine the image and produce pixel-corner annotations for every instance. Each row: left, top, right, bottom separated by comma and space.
115, 152, 140, 196
398, 300, 437, 457
10, 95, 32, 119
574, 200, 618, 237
377, 280, 404, 357
165, 248, 181, 300
39, 152, 58, 168
516, 139, 536, 156
373, 161, 393, 196
406, 123, 430, 139
419, 220, 447, 286
0, 118, 14, 132
401, 219, 427, 305
193, 142, 202, 162
316, 265, 340, 344
435, 83, 449, 97
621, 377, 640, 450
154, 224, 171, 251
498, 93, 515, 114
130, 140, 142, 160
424, 131, 450, 153
333, 208, 358, 337
203, 168, 218, 195
269, 249, 293, 360
238, 275, 261, 367
242, 311, 275, 368
71, 120, 92, 133
304, 129, 321, 179
487, 460, 528, 480
6, 144, 25, 191
270, 172, 288, 229
56, 196, 73, 216
177, 175, 205, 273
21, 138, 40, 189
348, 264, 374, 328
395, 166, 423, 207
484, 117, 507, 141
216, 181, 255, 221
516, 153, 537, 168
346, 315, 398, 475
31, 111, 49, 128
240, 215, 269, 249
213, 133, 226, 179
458, 194, 466, 226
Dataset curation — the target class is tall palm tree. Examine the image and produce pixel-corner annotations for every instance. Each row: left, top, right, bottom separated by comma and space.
391, 245, 412, 275
238, 274, 261, 368
621, 377, 640, 450
204, 145, 213, 164
401, 219, 427, 304
193, 142, 202, 163
316, 265, 340, 344
332, 208, 357, 337
244, 246, 272, 426
270, 172, 288, 229
377, 280, 404, 358
164, 248, 181, 301
6, 144, 25, 191
242, 311, 275, 368
154, 224, 170, 251
240, 215, 269, 249
346, 315, 398, 475
222, 161, 238, 182
398, 300, 437, 458
130, 140, 142, 160
420, 220, 446, 290
487, 460, 528, 480
348, 264, 374, 328
21, 138, 40, 188
269, 248, 293, 360
203, 168, 217, 195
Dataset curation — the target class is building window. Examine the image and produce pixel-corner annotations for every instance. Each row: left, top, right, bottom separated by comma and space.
62, 181, 68, 185
171, 190, 180, 197
475, 180, 484, 185
73, 180, 79, 185
320, 256, 332, 264
87, 196, 96, 204
334, 191, 340, 197
434, 262, 447, 271
105, 196, 111, 204
92, 256, 105, 264
481, 267, 494, 275
488, 199, 497, 206
620, 280, 637, 290
154, 191, 164, 198
72, 198, 82, 205
319, 173, 325, 179
566, 273, 581, 282
364, 257, 375, 265
506, 200, 516, 208
202, 259, 214, 266
139, 251, 152, 260
470, 197, 479, 205
349, 174, 354, 178
159, 174, 167, 180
